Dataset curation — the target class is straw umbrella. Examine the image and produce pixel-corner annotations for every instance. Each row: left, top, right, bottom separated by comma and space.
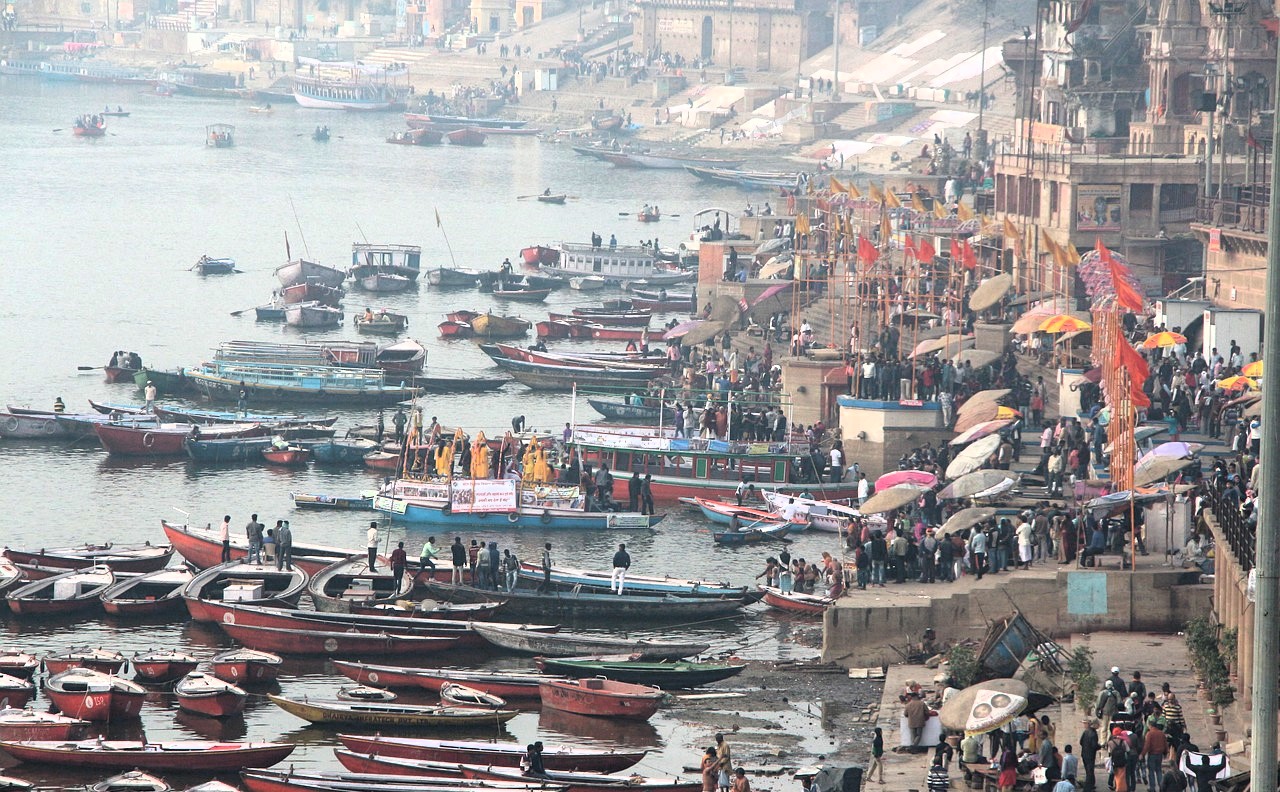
858, 485, 927, 515
944, 435, 1003, 479
938, 678, 1030, 735
969, 273, 1014, 313
939, 507, 998, 536
954, 349, 1001, 369
938, 469, 1018, 500
954, 404, 1020, 435
950, 419, 1014, 446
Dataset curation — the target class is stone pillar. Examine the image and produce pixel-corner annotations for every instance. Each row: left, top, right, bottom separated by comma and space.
973, 322, 1011, 353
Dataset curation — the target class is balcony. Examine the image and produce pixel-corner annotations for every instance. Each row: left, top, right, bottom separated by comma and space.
1196, 189, 1269, 235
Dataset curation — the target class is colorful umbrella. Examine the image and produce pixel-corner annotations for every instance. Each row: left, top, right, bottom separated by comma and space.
1217, 375, 1258, 392
1242, 360, 1263, 377
953, 404, 1020, 435
1038, 314, 1092, 333
938, 678, 1029, 736
1140, 331, 1187, 349
1010, 298, 1071, 334
875, 470, 938, 492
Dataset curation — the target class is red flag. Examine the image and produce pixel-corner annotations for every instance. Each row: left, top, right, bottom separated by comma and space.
1110, 260, 1144, 311
1130, 386, 1151, 409
961, 239, 977, 270
857, 236, 880, 266
1117, 342, 1150, 383
950, 237, 963, 261
916, 238, 936, 264
904, 235, 917, 261
1095, 237, 1113, 263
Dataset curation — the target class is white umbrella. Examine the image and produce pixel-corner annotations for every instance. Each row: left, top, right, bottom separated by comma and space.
945, 434, 1002, 480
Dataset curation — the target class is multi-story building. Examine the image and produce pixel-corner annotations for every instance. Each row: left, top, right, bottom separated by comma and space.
631, 0, 830, 71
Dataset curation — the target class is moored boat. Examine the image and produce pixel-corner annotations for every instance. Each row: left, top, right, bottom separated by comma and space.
352, 243, 422, 281
269, 695, 517, 727
758, 585, 833, 615
446, 128, 486, 146
281, 282, 344, 307
43, 646, 125, 675
376, 339, 426, 373
186, 361, 421, 407
308, 439, 379, 465
42, 668, 145, 721
426, 267, 482, 288
387, 128, 443, 145
586, 398, 674, 424
712, 527, 791, 545
0, 707, 91, 742
0, 653, 38, 680
439, 682, 505, 708
208, 649, 283, 685
261, 442, 312, 466
458, 765, 698, 792
332, 661, 553, 698
3, 543, 173, 574
568, 276, 606, 291
337, 685, 397, 702
95, 421, 267, 457
182, 560, 308, 621
0, 739, 294, 771
240, 768, 558, 792
470, 623, 708, 659
354, 312, 410, 336
91, 770, 171, 792
7, 566, 113, 617
515, 563, 748, 598
358, 272, 413, 293
537, 677, 663, 721
285, 302, 344, 329
308, 555, 413, 614
275, 259, 346, 289
100, 567, 193, 617
291, 492, 374, 510
131, 649, 200, 683
174, 672, 247, 718
162, 519, 353, 575
217, 622, 458, 656
469, 313, 531, 339
332, 736, 644, 772
186, 436, 276, 463
0, 676, 33, 710
558, 309, 653, 326
534, 656, 745, 688
491, 287, 550, 303
0, 412, 72, 439
421, 582, 744, 621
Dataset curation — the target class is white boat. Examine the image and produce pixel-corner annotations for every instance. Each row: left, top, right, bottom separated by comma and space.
569, 276, 607, 292
275, 259, 345, 289
358, 272, 413, 293
544, 243, 693, 285
285, 302, 344, 329
293, 72, 408, 111
352, 243, 421, 281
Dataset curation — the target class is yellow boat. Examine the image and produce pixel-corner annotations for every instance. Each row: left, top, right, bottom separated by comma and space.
268, 694, 518, 727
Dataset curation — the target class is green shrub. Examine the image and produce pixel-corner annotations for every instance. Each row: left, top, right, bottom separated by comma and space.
949, 645, 979, 689
1067, 646, 1099, 708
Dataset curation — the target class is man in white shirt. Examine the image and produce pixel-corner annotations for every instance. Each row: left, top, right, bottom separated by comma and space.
219, 515, 232, 563
1016, 520, 1034, 569
143, 381, 158, 412
829, 446, 844, 483
856, 473, 870, 504
366, 521, 379, 571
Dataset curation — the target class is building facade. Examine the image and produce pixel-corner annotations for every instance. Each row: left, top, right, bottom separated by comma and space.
631, 0, 830, 71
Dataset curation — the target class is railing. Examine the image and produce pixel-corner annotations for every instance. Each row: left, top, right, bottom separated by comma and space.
1195, 194, 1269, 234
1205, 481, 1255, 572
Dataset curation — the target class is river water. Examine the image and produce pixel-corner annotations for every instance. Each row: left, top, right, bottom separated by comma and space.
0, 77, 844, 788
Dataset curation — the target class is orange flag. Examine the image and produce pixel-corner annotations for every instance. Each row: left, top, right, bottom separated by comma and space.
1117, 341, 1150, 383
1003, 217, 1022, 255
830, 176, 847, 194
956, 201, 973, 221
869, 182, 886, 205
961, 238, 977, 270
904, 235, 917, 261
916, 238, 936, 263
933, 201, 949, 220
912, 193, 927, 213
879, 211, 892, 243
1110, 260, 1145, 311
884, 188, 902, 209
858, 236, 880, 266
846, 181, 862, 199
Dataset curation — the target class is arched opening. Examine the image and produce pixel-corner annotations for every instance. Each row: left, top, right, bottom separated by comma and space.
700, 15, 713, 60
521, 5, 533, 25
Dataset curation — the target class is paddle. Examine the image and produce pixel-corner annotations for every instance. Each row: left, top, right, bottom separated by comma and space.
229, 306, 256, 317
77, 365, 103, 372
51, 128, 64, 132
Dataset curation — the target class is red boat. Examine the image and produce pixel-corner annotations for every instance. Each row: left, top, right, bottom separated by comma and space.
0, 674, 34, 709
162, 520, 351, 577
536, 320, 572, 339
0, 739, 294, 771
94, 422, 267, 456
261, 445, 311, 466
132, 649, 199, 683
44, 668, 145, 721
566, 324, 649, 342
103, 365, 138, 382
217, 622, 458, 656
0, 709, 90, 742
183, 560, 308, 622
332, 660, 552, 698
333, 737, 645, 773
446, 128, 486, 146
72, 115, 106, 137
209, 649, 282, 684
520, 245, 559, 266
100, 567, 193, 617
44, 647, 125, 675
203, 602, 496, 646
557, 310, 653, 327
281, 282, 344, 306
758, 585, 833, 615
362, 451, 400, 471
175, 672, 247, 718
538, 678, 663, 721
437, 320, 474, 338
387, 128, 444, 146
446, 310, 480, 323
459, 765, 698, 792
0, 652, 38, 679
3, 543, 173, 574
7, 566, 113, 617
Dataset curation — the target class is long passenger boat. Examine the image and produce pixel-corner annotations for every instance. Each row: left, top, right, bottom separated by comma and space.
0, 58, 156, 84
533, 243, 692, 285
372, 477, 660, 529
185, 361, 421, 406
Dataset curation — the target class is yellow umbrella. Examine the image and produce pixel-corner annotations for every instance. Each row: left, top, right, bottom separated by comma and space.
1217, 375, 1258, 392
1242, 360, 1263, 377
1140, 331, 1188, 349
1038, 314, 1092, 334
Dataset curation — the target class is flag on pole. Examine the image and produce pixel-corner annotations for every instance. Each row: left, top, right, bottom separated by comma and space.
879, 211, 892, 244
979, 215, 994, 234
1065, 242, 1081, 266
912, 193, 927, 213
950, 237, 963, 261
916, 238, 936, 264
884, 189, 902, 209
435, 208, 442, 228
904, 235, 917, 261
956, 201, 973, 221
795, 213, 811, 235
961, 239, 977, 270
858, 236, 880, 266
1003, 216, 1021, 254
869, 182, 886, 205
934, 201, 949, 220
830, 176, 848, 194
846, 181, 862, 199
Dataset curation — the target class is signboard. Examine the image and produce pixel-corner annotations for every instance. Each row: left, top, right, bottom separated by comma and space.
656, 17, 694, 34
1209, 227, 1221, 252
450, 478, 518, 513
373, 495, 406, 514
1076, 184, 1122, 231
607, 514, 654, 529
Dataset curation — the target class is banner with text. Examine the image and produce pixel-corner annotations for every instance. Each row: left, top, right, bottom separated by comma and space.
450, 479, 519, 513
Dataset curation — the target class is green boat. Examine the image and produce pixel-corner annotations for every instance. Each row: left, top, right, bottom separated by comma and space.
134, 367, 190, 395
533, 656, 747, 689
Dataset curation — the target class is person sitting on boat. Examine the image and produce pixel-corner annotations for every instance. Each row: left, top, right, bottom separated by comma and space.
53, 397, 65, 414
363, 307, 374, 323
117, 106, 123, 113
108, 351, 119, 368
658, 287, 668, 302
521, 742, 548, 777
542, 188, 552, 197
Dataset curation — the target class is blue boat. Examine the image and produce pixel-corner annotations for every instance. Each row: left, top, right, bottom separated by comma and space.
712, 526, 791, 545
373, 495, 662, 530
185, 436, 274, 463
309, 438, 379, 464
256, 304, 287, 322
586, 398, 675, 424
154, 405, 333, 426
291, 492, 374, 510
185, 361, 421, 407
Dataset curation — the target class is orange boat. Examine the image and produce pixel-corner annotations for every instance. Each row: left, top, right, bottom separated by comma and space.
538, 677, 663, 721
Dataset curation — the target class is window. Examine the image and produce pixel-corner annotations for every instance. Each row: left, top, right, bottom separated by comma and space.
1129, 184, 1153, 211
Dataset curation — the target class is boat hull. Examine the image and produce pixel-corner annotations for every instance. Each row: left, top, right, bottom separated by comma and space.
217, 622, 457, 656
176, 689, 247, 718
269, 695, 517, 728
0, 740, 294, 771
421, 582, 743, 621
333, 737, 643, 773
759, 586, 831, 615
372, 497, 660, 530
0, 713, 89, 742
132, 657, 199, 683
333, 661, 548, 698
538, 679, 663, 721
275, 259, 345, 288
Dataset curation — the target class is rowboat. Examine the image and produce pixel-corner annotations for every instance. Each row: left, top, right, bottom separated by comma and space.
359, 272, 414, 293
275, 259, 345, 289
515, 563, 748, 598
186, 436, 275, 463
163, 520, 353, 576
438, 320, 473, 338
520, 245, 559, 266
133, 367, 192, 396
182, 560, 308, 621
100, 567, 193, 617
201, 605, 500, 647
492, 288, 550, 303
216, 622, 458, 656
91, 771, 171, 792
332, 736, 644, 772
557, 310, 653, 326
269, 695, 517, 727
596, 151, 744, 169
308, 555, 413, 614
418, 376, 508, 393
285, 302, 344, 329
683, 165, 800, 189
43, 668, 145, 721
156, 404, 336, 426
242, 769, 558, 792
186, 361, 421, 407
694, 498, 795, 529
459, 765, 698, 792
308, 438, 379, 464
0, 562, 20, 596
363, 451, 400, 471
586, 399, 673, 424
281, 282, 344, 307
427, 267, 482, 288
712, 527, 791, 545
73, 116, 106, 136
470, 623, 708, 659
0, 653, 38, 679
354, 312, 410, 336
3, 543, 173, 574
0, 412, 72, 439
95, 422, 267, 456
538, 678, 663, 721
446, 128, 486, 146
469, 313, 531, 339
758, 585, 833, 615
255, 302, 287, 321
0, 708, 91, 742
174, 672, 247, 718
209, 649, 282, 684
760, 492, 860, 534
439, 682, 505, 708
563, 323, 649, 342
182, 781, 241, 792
537, 194, 568, 205
488, 357, 659, 390
43, 646, 125, 675
421, 582, 745, 621
387, 128, 443, 146
338, 685, 397, 702
131, 649, 199, 683
534, 656, 745, 688
406, 113, 530, 131
0, 676, 33, 709
0, 739, 294, 771
291, 492, 374, 510
332, 661, 554, 698
261, 444, 312, 466
7, 566, 113, 617
569, 276, 606, 291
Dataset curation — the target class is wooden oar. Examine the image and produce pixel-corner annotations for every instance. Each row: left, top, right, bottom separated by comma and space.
77, 365, 103, 371
229, 306, 257, 317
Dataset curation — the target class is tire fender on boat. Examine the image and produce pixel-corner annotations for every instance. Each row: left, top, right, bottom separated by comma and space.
541, 510, 552, 525
43, 420, 57, 434
441, 501, 452, 515
476, 512, 489, 519
142, 432, 156, 448
3, 417, 17, 433
507, 512, 520, 524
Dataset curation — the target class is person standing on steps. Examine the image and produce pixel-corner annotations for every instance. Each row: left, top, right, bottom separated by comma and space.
868, 727, 885, 783
219, 515, 232, 563
366, 521, 379, 571
611, 543, 631, 595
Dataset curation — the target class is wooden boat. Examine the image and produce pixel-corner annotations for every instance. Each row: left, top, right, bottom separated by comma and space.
43, 668, 145, 721
43, 646, 125, 675
537, 194, 568, 205
285, 302, 344, 329
255, 302, 287, 321
193, 255, 237, 275
491, 288, 550, 303
187, 361, 421, 407
376, 339, 426, 374
559, 309, 652, 326
427, 267, 482, 288
421, 582, 745, 621
218, 622, 458, 656
354, 312, 409, 336
163, 519, 352, 576
439, 682, 505, 708
7, 566, 113, 617
363, 451, 400, 471
359, 272, 413, 293
291, 492, 374, 510
487, 357, 659, 390
261, 443, 312, 466
269, 695, 517, 727
134, 367, 191, 396
104, 362, 142, 383
520, 245, 559, 266
459, 765, 697, 792
95, 421, 266, 457
309, 438, 379, 464
333, 661, 554, 698
3, 543, 173, 574
0, 777, 30, 792
338, 685, 397, 702
182, 560, 308, 621
313, 127, 331, 142
470, 624, 708, 659
0, 708, 91, 742
469, 313, 531, 339
534, 656, 745, 689
185, 436, 275, 463
758, 585, 833, 615
131, 649, 199, 683
569, 276, 605, 291
308, 555, 413, 614
636, 209, 660, 222
182, 782, 241, 792
712, 527, 791, 545
0, 739, 294, 771
91, 770, 171, 792
388, 128, 444, 146
198, 603, 508, 646
586, 399, 673, 424
406, 113, 530, 131
438, 320, 473, 338
565, 324, 649, 342
100, 567, 193, 617
0, 675, 34, 709
281, 282, 344, 306
332, 736, 644, 772
101, 110, 131, 117
275, 258, 345, 289
242, 768, 558, 792
418, 376, 507, 393
538, 678, 663, 721
516, 564, 748, 598
0, 653, 38, 679
209, 649, 282, 684
73, 116, 106, 136
446, 128, 486, 146
0, 411, 72, 439
174, 672, 247, 718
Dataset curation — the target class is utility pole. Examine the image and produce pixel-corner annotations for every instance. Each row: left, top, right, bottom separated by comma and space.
976, 0, 988, 158
831, 0, 839, 101
1204, 63, 1216, 198
726, 0, 733, 78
